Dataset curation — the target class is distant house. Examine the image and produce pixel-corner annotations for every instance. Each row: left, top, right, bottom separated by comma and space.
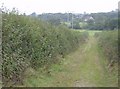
84, 16, 94, 22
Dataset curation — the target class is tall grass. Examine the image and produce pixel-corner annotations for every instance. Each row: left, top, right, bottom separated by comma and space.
2, 12, 88, 86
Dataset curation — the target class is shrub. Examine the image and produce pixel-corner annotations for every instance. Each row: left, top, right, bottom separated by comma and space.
95, 30, 118, 66
2, 12, 88, 86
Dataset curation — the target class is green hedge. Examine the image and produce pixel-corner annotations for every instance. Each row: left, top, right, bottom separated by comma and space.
2, 12, 88, 86
95, 30, 118, 65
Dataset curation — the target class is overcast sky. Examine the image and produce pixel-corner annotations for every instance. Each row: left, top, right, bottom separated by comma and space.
0, 0, 119, 15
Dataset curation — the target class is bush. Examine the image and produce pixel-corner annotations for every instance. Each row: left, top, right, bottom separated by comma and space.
2, 12, 88, 86
95, 30, 118, 65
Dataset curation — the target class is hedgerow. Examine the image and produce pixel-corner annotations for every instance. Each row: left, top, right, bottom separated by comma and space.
2, 12, 88, 86
95, 30, 118, 66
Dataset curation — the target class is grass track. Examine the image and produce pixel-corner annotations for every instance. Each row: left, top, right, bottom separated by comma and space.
23, 31, 118, 87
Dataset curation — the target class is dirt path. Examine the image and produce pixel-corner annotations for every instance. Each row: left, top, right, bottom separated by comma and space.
24, 31, 118, 87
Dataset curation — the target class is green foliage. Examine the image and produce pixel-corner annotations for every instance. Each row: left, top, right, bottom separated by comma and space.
73, 21, 81, 29
95, 30, 118, 64
2, 12, 88, 86
37, 10, 118, 30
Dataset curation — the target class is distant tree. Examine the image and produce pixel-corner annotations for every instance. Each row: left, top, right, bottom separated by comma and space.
108, 19, 118, 30
48, 18, 61, 26
37, 10, 118, 30
73, 22, 81, 29
30, 12, 37, 17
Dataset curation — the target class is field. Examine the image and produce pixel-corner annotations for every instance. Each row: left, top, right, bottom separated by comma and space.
1, 12, 118, 87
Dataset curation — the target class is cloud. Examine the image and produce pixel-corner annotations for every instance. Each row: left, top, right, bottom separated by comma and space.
1, 0, 119, 14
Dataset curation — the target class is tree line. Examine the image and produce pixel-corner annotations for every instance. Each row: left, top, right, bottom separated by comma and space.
31, 9, 118, 30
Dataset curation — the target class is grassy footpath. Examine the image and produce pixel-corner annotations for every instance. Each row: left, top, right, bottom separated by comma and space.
23, 30, 118, 87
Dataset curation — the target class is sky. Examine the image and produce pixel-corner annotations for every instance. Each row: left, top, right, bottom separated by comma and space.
0, 0, 119, 15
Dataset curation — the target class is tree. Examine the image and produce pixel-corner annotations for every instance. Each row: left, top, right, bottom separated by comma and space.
48, 18, 61, 26
73, 21, 81, 29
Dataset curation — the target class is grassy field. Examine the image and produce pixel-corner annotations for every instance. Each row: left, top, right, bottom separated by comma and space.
22, 30, 118, 87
